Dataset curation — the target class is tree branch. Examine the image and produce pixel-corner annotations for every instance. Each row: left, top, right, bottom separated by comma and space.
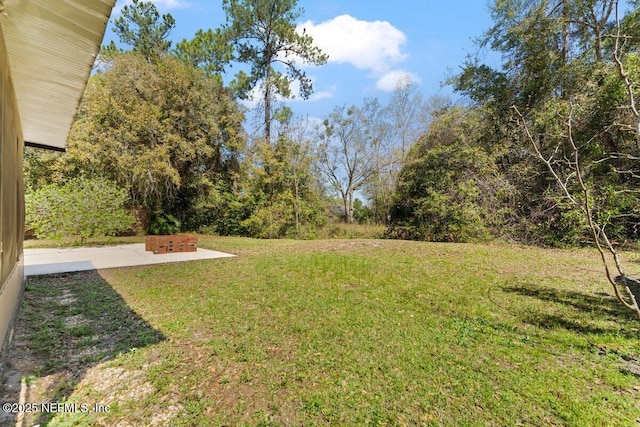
512, 104, 640, 319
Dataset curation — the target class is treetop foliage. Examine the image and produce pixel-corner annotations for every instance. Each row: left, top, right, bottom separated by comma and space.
112, 0, 176, 59
221, 0, 328, 100
175, 28, 233, 78
220, 0, 328, 143
48, 52, 246, 228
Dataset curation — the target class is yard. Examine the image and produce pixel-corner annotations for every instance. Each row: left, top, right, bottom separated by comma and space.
2, 236, 640, 426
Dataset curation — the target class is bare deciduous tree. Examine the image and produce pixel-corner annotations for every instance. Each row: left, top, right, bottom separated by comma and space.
513, 104, 640, 319
317, 105, 375, 224
511, 1, 640, 319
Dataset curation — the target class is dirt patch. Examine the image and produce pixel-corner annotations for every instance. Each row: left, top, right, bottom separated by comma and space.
0, 271, 166, 426
622, 360, 640, 377
63, 314, 88, 328
57, 289, 77, 305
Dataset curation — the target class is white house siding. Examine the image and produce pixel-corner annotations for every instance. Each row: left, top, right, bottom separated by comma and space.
0, 25, 25, 362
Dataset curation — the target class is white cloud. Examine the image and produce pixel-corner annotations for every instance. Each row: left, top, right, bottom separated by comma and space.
307, 90, 334, 102
150, 0, 189, 9
113, 0, 189, 15
299, 15, 407, 73
298, 15, 420, 93
375, 70, 422, 92
288, 81, 336, 102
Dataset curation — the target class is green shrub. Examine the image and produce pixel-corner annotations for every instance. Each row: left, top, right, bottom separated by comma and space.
148, 213, 181, 235
182, 182, 248, 236
241, 191, 326, 239
386, 107, 506, 243
26, 177, 135, 243
388, 143, 496, 242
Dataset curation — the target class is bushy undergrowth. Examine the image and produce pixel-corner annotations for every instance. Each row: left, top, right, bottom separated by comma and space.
26, 177, 135, 243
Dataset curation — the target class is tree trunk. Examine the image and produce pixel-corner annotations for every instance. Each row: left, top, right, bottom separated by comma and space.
294, 176, 300, 234
560, 0, 570, 66
264, 66, 272, 145
347, 188, 355, 224
342, 193, 350, 224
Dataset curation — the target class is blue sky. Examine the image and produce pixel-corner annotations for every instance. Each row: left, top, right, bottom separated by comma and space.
105, 0, 499, 121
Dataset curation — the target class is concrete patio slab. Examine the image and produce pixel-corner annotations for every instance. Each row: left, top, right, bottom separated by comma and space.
24, 243, 235, 276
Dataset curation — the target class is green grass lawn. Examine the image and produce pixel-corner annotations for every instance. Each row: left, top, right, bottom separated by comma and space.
15, 237, 640, 426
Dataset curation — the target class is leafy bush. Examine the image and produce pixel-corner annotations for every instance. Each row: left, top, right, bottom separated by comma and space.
26, 177, 135, 243
182, 182, 248, 236
387, 108, 502, 243
148, 213, 181, 235
241, 191, 326, 239
353, 199, 373, 224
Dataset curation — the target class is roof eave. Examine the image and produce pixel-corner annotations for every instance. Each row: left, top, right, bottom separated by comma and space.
0, 0, 116, 151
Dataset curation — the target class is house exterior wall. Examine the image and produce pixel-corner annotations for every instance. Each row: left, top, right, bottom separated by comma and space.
0, 23, 26, 363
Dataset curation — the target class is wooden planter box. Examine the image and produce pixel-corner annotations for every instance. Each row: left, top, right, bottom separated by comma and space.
145, 234, 198, 254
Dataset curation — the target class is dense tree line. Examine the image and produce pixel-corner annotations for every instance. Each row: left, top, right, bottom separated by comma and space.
24, 0, 640, 248
25, 0, 330, 239
389, 0, 640, 246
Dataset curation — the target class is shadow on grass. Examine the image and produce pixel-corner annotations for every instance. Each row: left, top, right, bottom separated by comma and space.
502, 284, 639, 337
0, 270, 164, 426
